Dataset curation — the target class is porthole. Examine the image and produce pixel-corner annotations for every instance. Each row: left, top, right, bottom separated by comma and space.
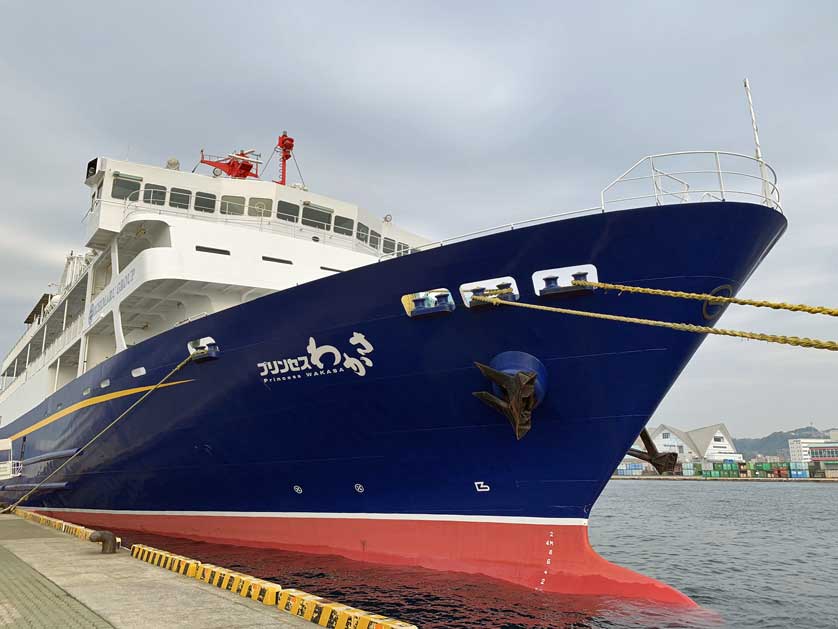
82, 387, 91, 396
99, 379, 110, 389
131, 367, 146, 378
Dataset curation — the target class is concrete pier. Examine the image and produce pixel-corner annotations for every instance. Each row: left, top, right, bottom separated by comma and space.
0, 514, 310, 628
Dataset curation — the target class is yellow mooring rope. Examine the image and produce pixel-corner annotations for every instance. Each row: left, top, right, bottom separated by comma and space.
470, 295, 838, 352
572, 279, 838, 318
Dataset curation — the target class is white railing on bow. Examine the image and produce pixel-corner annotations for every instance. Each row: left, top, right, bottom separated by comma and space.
601, 151, 781, 213
401, 150, 782, 257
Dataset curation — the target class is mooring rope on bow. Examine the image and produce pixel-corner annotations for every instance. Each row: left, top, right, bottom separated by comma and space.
470, 294, 838, 352
571, 279, 838, 318
1, 351, 204, 514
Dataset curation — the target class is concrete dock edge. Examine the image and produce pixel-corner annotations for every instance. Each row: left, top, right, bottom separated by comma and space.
13, 508, 417, 629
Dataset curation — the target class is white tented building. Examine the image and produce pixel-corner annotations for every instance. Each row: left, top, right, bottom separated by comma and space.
789, 439, 832, 463
646, 423, 743, 462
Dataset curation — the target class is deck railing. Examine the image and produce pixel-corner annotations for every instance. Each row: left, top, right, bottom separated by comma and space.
118, 193, 385, 257
402, 150, 781, 258
600, 151, 781, 212
0, 460, 22, 480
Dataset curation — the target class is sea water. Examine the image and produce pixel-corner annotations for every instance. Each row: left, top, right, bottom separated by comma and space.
115, 481, 838, 628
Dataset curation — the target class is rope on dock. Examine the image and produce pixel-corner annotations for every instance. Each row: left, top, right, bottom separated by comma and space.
572, 279, 838, 317
470, 294, 838, 352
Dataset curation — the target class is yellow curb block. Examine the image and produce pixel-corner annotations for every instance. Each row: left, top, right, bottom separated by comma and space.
13, 507, 122, 546
13, 508, 416, 628
130, 543, 416, 629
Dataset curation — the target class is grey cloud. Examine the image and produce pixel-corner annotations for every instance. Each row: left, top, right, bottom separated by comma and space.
1, 0, 837, 435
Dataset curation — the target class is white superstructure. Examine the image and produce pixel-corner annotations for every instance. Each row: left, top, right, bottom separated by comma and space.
0, 146, 785, 429
0, 150, 428, 427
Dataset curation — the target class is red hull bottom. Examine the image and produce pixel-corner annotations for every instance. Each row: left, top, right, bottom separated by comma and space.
39, 510, 696, 607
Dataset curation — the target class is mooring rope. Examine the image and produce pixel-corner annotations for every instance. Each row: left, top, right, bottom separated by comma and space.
572, 279, 838, 318
470, 295, 838, 352
1, 351, 204, 514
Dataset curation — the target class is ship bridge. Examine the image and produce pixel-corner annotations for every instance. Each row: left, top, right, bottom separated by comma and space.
0, 142, 429, 425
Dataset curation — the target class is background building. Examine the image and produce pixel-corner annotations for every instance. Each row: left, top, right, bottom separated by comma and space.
788, 438, 837, 463
646, 423, 743, 462
808, 442, 838, 462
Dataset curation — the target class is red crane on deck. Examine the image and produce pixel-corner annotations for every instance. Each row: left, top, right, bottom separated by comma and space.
198, 131, 296, 186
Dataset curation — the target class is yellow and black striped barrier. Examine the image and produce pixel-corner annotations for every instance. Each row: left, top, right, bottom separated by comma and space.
13, 507, 105, 543
13, 508, 416, 628
130, 543, 417, 629
130, 544, 201, 578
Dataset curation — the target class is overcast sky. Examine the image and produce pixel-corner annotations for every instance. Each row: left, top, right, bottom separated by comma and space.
1, 1, 836, 437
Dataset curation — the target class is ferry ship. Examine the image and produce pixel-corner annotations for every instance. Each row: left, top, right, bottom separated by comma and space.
0, 134, 785, 606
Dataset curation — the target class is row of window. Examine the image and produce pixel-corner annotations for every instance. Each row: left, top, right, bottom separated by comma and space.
81, 366, 147, 396
112, 175, 412, 255
194, 246, 343, 272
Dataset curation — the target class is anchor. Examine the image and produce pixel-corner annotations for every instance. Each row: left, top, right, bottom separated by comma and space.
626, 428, 678, 475
472, 351, 548, 440
473, 363, 537, 440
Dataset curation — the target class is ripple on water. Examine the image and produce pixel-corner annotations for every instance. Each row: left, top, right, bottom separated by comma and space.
113, 481, 838, 628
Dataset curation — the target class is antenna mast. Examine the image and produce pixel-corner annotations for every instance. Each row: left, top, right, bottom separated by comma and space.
743, 78, 770, 204
276, 131, 295, 186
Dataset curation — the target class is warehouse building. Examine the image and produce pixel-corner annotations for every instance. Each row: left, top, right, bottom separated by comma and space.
644, 423, 743, 463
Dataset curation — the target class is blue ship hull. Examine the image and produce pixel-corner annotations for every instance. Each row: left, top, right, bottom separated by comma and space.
0, 201, 786, 603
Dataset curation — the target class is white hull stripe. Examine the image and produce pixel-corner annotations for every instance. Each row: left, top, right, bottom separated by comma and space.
32, 507, 588, 527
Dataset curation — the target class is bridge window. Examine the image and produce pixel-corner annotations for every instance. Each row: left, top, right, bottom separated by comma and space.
302, 206, 332, 230
220, 195, 245, 215
194, 192, 216, 213
143, 184, 166, 206
397, 242, 410, 256
383, 238, 396, 255
277, 201, 299, 222
356, 223, 369, 244
169, 188, 191, 209
111, 174, 141, 200
248, 197, 272, 217
334, 216, 354, 236
369, 230, 381, 250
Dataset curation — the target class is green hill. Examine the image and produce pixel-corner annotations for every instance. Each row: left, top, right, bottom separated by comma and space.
733, 426, 827, 459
